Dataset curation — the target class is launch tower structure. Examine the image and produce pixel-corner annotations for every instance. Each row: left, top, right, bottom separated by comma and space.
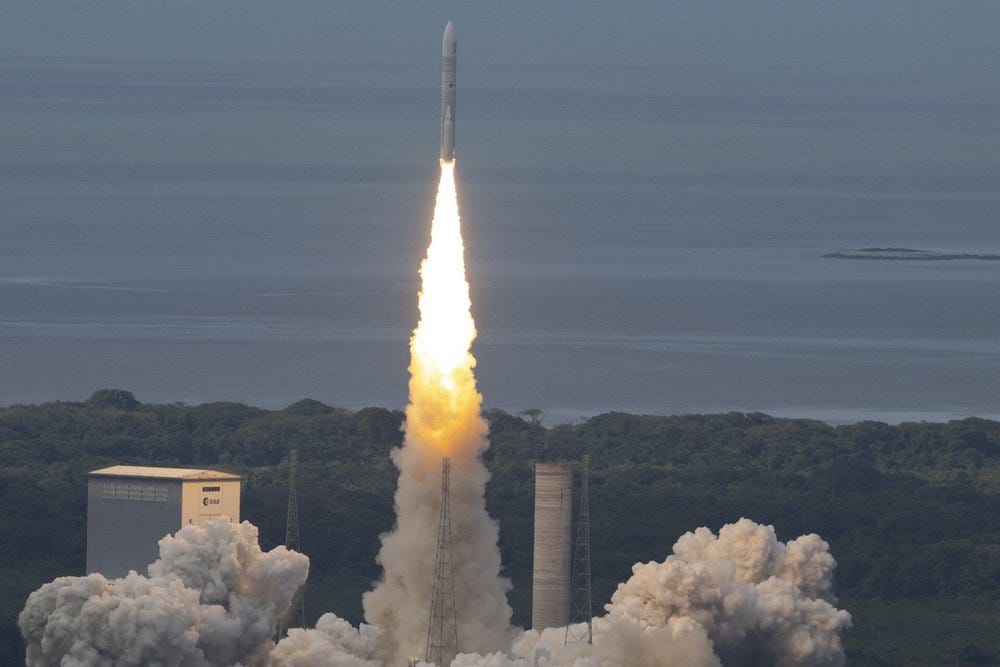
565, 454, 593, 645
280, 449, 306, 635
426, 458, 459, 666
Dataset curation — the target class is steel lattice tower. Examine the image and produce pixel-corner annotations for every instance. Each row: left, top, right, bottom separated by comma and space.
426, 458, 459, 666
565, 454, 593, 645
280, 449, 306, 636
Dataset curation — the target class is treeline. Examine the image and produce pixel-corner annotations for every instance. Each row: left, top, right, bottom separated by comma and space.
1, 389, 998, 665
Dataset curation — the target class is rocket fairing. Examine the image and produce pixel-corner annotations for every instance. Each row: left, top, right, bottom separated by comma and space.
440, 21, 457, 162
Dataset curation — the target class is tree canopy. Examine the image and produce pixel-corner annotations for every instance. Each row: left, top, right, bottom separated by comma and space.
1, 395, 997, 665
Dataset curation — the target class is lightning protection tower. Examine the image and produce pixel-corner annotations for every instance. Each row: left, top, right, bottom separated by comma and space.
565, 454, 593, 645
280, 449, 306, 636
426, 458, 459, 666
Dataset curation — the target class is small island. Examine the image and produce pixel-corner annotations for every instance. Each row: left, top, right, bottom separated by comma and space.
825, 247, 1000, 261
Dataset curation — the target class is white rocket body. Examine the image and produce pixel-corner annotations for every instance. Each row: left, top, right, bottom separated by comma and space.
440, 21, 457, 162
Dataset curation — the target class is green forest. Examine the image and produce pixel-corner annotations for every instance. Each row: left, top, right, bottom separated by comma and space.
1, 389, 998, 665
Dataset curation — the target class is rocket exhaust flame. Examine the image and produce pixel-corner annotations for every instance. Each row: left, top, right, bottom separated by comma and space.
406, 161, 482, 459
361, 159, 512, 664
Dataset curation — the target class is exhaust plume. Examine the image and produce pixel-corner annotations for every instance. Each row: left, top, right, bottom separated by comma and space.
271, 615, 387, 666
410, 518, 852, 667
276, 519, 849, 666
19, 518, 308, 666
601, 518, 851, 666
361, 160, 513, 663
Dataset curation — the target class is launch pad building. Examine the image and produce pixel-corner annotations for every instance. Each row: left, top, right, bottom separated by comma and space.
86, 465, 241, 578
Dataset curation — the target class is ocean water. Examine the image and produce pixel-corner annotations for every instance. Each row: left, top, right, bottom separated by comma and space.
2, 58, 998, 423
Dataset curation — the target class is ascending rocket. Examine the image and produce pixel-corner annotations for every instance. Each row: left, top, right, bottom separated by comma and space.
440, 21, 457, 162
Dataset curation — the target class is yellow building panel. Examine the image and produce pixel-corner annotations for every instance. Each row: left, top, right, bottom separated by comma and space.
181, 479, 241, 528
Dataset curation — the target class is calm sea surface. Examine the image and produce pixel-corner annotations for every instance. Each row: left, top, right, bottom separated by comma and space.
2, 58, 998, 423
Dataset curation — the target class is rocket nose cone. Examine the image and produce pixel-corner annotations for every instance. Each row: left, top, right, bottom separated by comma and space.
443, 21, 456, 52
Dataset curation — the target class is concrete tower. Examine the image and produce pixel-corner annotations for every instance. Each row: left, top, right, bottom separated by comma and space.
532, 462, 573, 631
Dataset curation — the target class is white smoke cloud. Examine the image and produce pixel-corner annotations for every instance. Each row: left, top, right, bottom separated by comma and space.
604, 518, 851, 666
361, 443, 514, 665
19, 518, 308, 667
19, 513, 849, 667
267, 518, 850, 667
270, 614, 387, 667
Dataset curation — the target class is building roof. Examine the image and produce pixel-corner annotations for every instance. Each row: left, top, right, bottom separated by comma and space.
89, 465, 241, 481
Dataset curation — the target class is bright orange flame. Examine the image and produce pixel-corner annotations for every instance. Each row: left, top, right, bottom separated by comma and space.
404, 160, 485, 459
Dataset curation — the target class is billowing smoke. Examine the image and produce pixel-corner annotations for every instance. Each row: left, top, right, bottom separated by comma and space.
563, 517, 850, 667
273, 518, 851, 667
20, 514, 850, 666
271, 615, 387, 666
19, 518, 308, 667
361, 160, 513, 663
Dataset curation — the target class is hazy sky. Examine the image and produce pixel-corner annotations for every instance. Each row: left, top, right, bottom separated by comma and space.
3, 1, 999, 72
3, 1, 998, 418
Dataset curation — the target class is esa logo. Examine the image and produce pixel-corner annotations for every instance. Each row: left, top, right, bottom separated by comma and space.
203, 497, 221, 506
